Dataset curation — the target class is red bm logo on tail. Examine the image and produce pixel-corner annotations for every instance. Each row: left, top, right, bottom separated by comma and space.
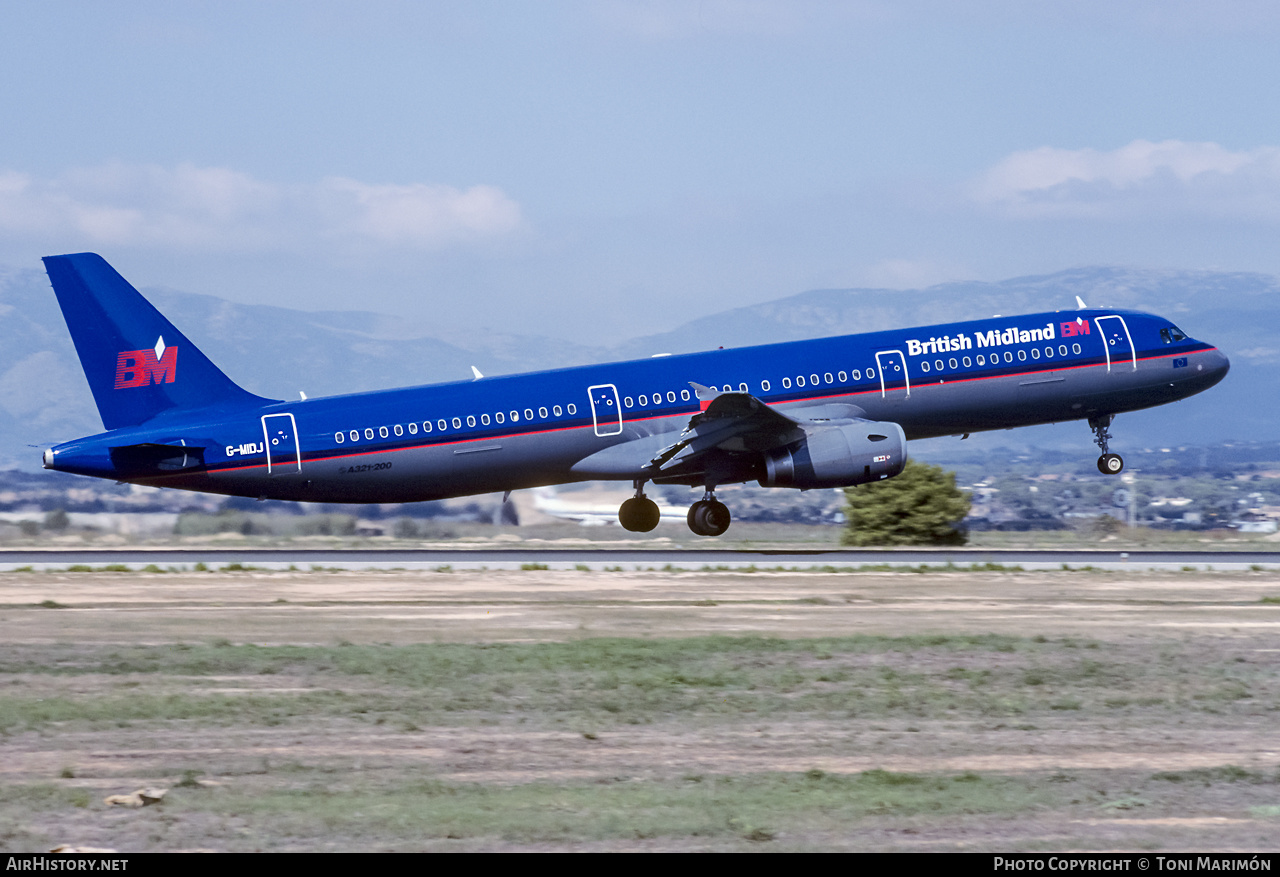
114, 337, 178, 389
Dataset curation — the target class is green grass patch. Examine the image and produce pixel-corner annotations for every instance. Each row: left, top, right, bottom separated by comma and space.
0, 633, 1270, 734
153, 769, 1051, 844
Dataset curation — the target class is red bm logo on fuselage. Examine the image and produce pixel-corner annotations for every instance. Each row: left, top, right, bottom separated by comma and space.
114, 338, 178, 389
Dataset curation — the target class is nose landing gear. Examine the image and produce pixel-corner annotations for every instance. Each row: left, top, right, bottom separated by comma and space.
687, 488, 731, 537
618, 480, 660, 532
1090, 415, 1124, 475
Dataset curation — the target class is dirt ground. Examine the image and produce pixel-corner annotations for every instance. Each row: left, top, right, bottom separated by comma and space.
1, 566, 1278, 851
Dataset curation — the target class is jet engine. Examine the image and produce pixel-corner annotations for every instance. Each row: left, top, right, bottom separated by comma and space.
759, 420, 907, 489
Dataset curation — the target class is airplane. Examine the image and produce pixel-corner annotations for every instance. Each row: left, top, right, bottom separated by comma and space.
39, 253, 1229, 537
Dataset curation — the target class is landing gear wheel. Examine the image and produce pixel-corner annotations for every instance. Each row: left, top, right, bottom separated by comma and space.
619, 496, 660, 532
1097, 453, 1124, 475
687, 499, 731, 537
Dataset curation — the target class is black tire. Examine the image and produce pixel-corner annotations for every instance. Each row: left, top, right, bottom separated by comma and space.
1097, 453, 1124, 475
687, 501, 709, 536
689, 499, 731, 537
619, 497, 660, 532
635, 497, 659, 531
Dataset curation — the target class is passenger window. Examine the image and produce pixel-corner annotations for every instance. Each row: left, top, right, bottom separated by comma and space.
867, 368, 875, 379
379, 426, 389, 438
739, 383, 748, 392
796, 376, 806, 387
824, 373, 833, 384
1017, 350, 1026, 361
1059, 345, 1068, 356
1031, 348, 1040, 360
680, 389, 690, 401
335, 432, 344, 444
539, 407, 548, 418
394, 424, 404, 436
452, 417, 462, 429
408, 422, 418, 434
762, 380, 771, 391
782, 377, 792, 389
666, 391, 676, 403
524, 409, 533, 420
962, 356, 971, 367
1044, 347, 1053, 359
439, 419, 448, 431
921, 361, 931, 372
424, 421, 433, 433
350, 430, 359, 442
466, 415, 476, 428
510, 411, 519, 422
810, 374, 819, 386
624, 397, 633, 408
976, 354, 985, 366
838, 371, 847, 382
1072, 343, 1081, 354
852, 369, 860, 380
496, 412, 504, 424
567, 403, 576, 414
480, 414, 490, 426
553, 405, 562, 416
1003, 352, 1013, 363
365, 428, 375, 440
934, 360, 943, 371
948, 358, 957, 369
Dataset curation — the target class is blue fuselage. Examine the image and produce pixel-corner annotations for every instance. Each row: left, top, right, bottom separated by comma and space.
45, 308, 1229, 503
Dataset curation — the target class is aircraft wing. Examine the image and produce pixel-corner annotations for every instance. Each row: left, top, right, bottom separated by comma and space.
570, 382, 866, 481
643, 383, 803, 473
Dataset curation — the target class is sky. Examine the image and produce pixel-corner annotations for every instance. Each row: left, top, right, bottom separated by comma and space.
3, 0, 1280, 341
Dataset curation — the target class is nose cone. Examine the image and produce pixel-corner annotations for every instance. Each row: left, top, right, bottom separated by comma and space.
1181, 347, 1230, 397
1206, 348, 1230, 385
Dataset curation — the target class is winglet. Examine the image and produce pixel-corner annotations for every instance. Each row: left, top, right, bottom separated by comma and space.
689, 382, 719, 411
471, 365, 484, 380
1075, 295, 1088, 310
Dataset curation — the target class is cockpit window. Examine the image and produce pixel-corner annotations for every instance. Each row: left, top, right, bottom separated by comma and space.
1160, 325, 1188, 344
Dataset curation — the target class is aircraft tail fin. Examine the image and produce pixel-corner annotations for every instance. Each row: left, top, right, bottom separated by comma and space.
42, 253, 273, 430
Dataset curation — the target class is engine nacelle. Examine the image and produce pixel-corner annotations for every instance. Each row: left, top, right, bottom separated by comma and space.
759, 420, 907, 489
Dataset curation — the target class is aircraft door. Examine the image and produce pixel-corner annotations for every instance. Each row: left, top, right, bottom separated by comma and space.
261, 413, 301, 475
874, 350, 911, 400
588, 384, 623, 437
1093, 316, 1136, 372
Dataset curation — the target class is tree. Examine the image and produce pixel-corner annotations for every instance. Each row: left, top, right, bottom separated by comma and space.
842, 460, 972, 546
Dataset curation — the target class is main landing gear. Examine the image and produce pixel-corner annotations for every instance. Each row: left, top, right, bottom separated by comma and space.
616, 482, 734, 536
687, 488, 731, 537
618, 480, 660, 532
1090, 415, 1124, 475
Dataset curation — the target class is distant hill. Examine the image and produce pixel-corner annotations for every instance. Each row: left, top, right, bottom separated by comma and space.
0, 263, 1270, 469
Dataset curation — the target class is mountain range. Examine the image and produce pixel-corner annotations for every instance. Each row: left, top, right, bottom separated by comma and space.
0, 262, 1271, 471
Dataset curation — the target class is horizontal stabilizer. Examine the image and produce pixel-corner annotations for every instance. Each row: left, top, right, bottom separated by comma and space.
108, 442, 206, 474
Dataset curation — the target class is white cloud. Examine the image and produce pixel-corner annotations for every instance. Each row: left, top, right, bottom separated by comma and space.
316, 178, 522, 248
0, 163, 523, 253
972, 140, 1280, 220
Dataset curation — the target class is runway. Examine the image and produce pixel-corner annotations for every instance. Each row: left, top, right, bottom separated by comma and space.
2, 546, 1280, 570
